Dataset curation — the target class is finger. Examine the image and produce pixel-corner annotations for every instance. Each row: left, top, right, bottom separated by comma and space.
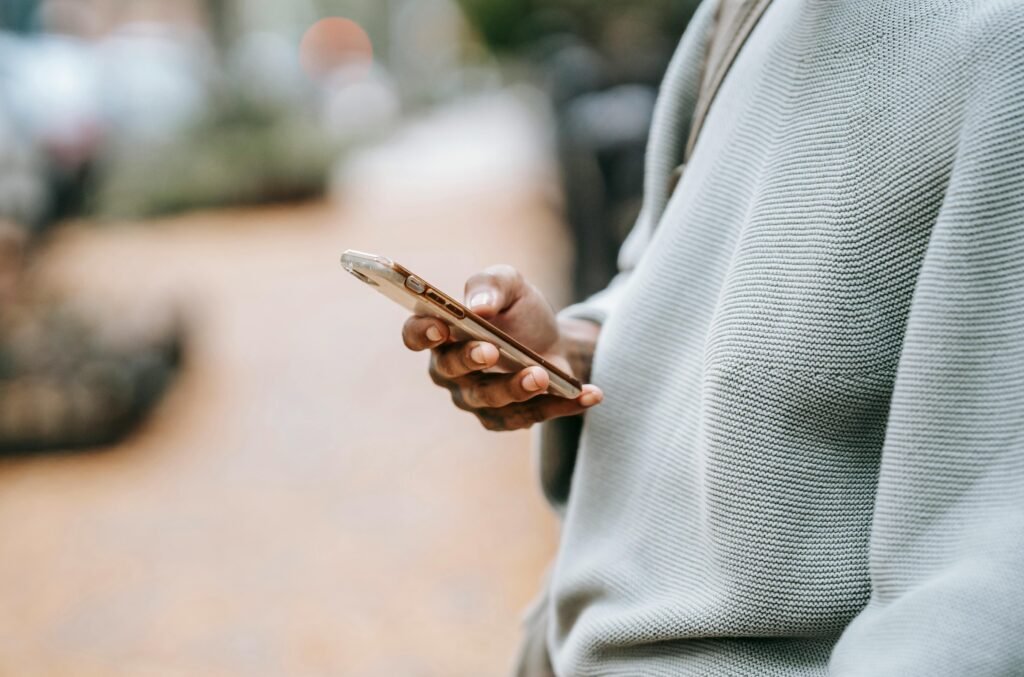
402, 316, 449, 351
459, 367, 550, 409
446, 383, 473, 412
431, 340, 499, 379
476, 385, 604, 431
464, 264, 525, 318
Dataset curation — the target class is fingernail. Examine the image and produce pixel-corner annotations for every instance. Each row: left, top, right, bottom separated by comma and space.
426, 326, 442, 342
580, 389, 603, 407
521, 370, 541, 392
470, 344, 489, 365
468, 291, 495, 309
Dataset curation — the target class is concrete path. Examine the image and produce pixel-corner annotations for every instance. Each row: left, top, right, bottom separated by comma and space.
0, 95, 569, 676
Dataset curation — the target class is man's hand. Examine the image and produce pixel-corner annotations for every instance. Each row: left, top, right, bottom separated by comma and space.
401, 265, 603, 431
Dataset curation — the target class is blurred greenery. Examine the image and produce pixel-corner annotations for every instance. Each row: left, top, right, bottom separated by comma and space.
81, 0, 705, 220
455, 0, 699, 52
89, 100, 344, 219
0, 0, 37, 33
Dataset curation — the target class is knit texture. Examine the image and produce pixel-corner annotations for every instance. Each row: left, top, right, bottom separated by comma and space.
532, 0, 1024, 674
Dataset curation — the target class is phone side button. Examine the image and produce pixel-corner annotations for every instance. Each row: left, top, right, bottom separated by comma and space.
446, 303, 465, 319
405, 276, 426, 294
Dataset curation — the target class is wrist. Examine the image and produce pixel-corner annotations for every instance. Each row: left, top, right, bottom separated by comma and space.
557, 317, 601, 383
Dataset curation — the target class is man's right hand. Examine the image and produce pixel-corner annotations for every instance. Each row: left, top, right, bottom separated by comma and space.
401, 265, 603, 431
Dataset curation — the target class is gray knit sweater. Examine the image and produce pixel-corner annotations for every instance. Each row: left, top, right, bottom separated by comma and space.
533, 0, 1024, 674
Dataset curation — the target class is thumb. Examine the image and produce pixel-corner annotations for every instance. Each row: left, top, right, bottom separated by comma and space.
464, 265, 525, 318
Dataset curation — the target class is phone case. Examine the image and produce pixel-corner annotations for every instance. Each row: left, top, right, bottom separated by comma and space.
341, 250, 583, 399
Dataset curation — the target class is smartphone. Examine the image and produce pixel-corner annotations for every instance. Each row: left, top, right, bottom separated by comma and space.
340, 250, 582, 399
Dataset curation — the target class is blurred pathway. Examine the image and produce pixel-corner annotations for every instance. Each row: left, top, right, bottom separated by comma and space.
0, 95, 569, 676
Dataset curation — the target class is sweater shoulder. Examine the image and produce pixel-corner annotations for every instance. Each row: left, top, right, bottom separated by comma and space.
959, 1, 1024, 103
962, 0, 1024, 52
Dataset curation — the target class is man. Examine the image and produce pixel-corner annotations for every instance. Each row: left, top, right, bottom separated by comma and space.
403, 0, 1024, 674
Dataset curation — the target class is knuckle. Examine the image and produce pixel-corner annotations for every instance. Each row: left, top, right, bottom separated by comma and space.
402, 331, 420, 350
479, 384, 503, 408
507, 416, 529, 431
509, 404, 545, 430
463, 382, 483, 408
430, 350, 459, 383
526, 404, 547, 425
401, 323, 418, 348
505, 412, 530, 431
478, 414, 503, 432
457, 382, 477, 407
434, 349, 458, 377
402, 318, 429, 347
464, 382, 492, 408
449, 387, 471, 411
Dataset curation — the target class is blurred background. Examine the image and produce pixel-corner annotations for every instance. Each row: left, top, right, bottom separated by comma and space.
0, 0, 699, 674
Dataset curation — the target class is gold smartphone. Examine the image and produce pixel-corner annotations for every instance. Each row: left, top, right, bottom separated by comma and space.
341, 250, 582, 399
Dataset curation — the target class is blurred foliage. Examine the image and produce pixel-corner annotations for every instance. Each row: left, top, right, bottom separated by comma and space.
89, 100, 343, 219
454, 0, 700, 52
0, 0, 36, 33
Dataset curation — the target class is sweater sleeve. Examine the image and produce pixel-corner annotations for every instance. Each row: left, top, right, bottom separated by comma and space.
829, 12, 1024, 674
534, 206, 655, 512
534, 171, 657, 512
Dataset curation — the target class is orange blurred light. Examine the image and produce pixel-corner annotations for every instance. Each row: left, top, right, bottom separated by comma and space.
300, 17, 374, 81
